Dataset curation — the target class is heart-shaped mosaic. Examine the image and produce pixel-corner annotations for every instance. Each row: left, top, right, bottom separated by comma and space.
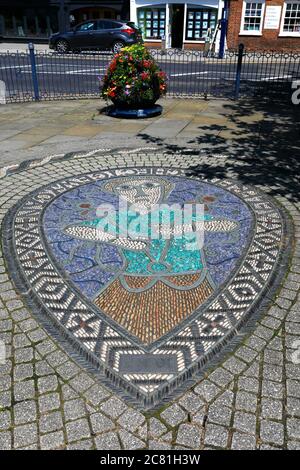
3, 167, 289, 408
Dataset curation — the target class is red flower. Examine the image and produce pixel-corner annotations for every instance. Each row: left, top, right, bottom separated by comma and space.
140, 71, 150, 81
109, 60, 117, 72
107, 85, 117, 98
142, 59, 153, 69
157, 71, 167, 79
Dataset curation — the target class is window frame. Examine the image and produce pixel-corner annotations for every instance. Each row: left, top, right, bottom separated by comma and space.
185, 8, 218, 41
279, 1, 300, 37
137, 7, 166, 40
239, 0, 265, 36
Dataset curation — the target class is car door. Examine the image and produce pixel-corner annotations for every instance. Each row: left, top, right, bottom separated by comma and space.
71, 21, 97, 49
100, 21, 124, 49
91, 20, 110, 50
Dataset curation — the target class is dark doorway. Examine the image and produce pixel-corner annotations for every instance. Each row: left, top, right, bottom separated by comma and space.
171, 4, 184, 48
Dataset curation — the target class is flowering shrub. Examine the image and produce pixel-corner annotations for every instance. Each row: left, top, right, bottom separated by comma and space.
101, 44, 167, 108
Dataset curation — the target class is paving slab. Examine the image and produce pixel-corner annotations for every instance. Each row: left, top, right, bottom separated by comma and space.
141, 118, 190, 137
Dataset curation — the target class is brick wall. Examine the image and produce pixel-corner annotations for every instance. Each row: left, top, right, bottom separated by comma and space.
183, 42, 205, 50
144, 41, 205, 50
144, 41, 162, 48
227, 0, 300, 51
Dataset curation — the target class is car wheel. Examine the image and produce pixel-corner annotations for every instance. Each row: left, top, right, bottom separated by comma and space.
55, 39, 70, 53
112, 41, 125, 54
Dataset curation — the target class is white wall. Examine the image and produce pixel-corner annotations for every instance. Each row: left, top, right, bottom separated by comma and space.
131, 0, 223, 49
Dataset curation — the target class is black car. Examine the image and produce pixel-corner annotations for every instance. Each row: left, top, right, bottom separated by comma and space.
49, 19, 142, 53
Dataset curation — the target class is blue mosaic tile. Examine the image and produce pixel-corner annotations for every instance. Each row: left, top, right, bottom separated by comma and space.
43, 176, 252, 299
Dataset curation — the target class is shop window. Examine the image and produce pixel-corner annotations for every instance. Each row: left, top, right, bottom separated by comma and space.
241, 1, 265, 33
186, 9, 217, 40
282, 2, 300, 33
1, 8, 59, 37
137, 8, 166, 39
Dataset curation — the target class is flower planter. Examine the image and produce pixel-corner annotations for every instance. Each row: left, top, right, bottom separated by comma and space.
101, 44, 167, 119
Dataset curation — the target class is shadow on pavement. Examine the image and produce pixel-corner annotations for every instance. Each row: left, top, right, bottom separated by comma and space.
138, 94, 300, 203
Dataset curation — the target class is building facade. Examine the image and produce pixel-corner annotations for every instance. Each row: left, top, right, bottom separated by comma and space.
0, 0, 129, 39
1, 0, 299, 50
227, 0, 300, 50
129, 0, 224, 49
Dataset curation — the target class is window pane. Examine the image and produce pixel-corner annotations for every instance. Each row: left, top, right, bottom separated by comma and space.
137, 8, 166, 38
243, 2, 263, 31
77, 21, 95, 31
284, 2, 300, 31
185, 8, 217, 40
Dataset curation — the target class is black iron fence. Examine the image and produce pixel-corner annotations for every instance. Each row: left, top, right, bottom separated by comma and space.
0, 44, 299, 103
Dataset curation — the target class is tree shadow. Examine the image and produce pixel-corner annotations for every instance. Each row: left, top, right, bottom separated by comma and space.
138, 92, 300, 202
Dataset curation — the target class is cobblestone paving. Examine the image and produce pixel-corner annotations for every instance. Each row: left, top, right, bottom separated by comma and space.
0, 148, 299, 450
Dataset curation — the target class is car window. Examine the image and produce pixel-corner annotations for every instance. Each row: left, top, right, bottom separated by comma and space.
97, 20, 111, 30
102, 21, 122, 29
76, 22, 96, 32
127, 22, 138, 29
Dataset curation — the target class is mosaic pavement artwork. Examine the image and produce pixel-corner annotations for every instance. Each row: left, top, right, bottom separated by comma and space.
2, 164, 290, 409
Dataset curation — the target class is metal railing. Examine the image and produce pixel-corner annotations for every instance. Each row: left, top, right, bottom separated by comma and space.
0, 44, 299, 103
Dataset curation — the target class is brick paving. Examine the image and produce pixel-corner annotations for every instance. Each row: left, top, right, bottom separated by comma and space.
0, 97, 299, 450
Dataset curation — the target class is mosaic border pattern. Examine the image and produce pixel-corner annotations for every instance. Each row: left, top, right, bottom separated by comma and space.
2, 166, 291, 409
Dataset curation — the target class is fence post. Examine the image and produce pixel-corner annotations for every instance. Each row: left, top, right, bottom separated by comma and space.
218, 0, 229, 59
234, 43, 244, 100
28, 42, 40, 101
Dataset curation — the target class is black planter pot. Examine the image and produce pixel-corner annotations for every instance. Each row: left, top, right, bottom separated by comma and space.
111, 98, 157, 110
107, 104, 162, 119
